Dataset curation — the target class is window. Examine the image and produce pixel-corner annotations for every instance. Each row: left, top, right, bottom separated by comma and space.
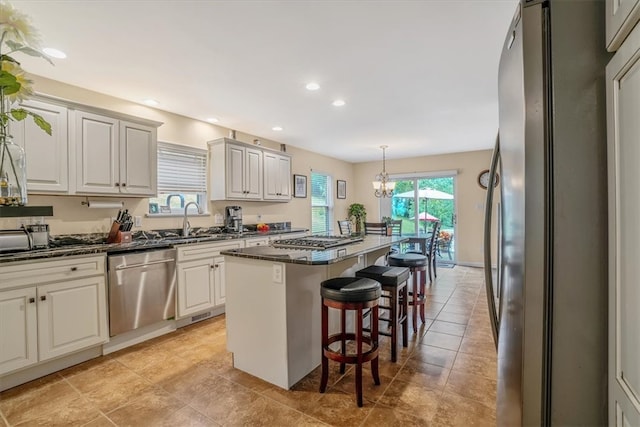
311, 171, 332, 234
148, 142, 208, 215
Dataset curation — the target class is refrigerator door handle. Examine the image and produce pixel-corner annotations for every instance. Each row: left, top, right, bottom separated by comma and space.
483, 133, 501, 350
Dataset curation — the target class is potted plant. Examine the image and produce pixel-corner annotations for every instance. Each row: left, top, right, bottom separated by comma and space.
0, 2, 53, 206
381, 216, 393, 235
348, 203, 366, 234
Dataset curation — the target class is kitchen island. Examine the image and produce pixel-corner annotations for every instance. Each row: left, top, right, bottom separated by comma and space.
221, 235, 406, 389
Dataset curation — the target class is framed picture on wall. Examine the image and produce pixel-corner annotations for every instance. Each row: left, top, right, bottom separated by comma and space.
294, 174, 307, 198
337, 180, 346, 199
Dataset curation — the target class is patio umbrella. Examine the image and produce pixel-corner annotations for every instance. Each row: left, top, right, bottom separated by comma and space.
392, 187, 453, 200
413, 212, 440, 222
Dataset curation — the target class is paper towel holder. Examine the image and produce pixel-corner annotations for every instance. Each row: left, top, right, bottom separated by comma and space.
81, 197, 124, 209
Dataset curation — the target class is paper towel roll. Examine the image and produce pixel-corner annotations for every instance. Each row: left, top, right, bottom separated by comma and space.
86, 201, 124, 209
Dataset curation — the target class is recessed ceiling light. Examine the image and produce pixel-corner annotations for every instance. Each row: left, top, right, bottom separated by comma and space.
332, 99, 346, 107
305, 82, 320, 91
206, 117, 219, 123
142, 99, 159, 106
43, 47, 66, 59
272, 126, 283, 131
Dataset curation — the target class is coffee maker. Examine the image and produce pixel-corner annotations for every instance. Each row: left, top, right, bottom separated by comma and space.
225, 206, 243, 233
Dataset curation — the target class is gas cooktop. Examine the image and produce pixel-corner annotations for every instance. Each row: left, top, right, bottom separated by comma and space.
271, 235, 363, 250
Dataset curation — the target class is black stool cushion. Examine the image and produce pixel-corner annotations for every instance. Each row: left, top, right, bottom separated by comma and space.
321, 277, 382, 303
388, 252, 428, 268
355, 265, 410, 287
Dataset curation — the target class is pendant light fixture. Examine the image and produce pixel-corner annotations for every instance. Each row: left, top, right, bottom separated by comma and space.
372, 145, 395, 198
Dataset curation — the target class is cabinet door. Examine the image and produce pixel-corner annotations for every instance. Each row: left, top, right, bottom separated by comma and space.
244, 147, 262, 199
606, 0, 640, 51
212, 255, 226, 306
177, 258, 215, 318
119, 121, 157, 196
74, 111, 120, 194
12, 100, 69, 193
226, 144, 246, 199
264, 152, 291, 201
0, 287, 37, 375
607, 22, 640, 425
276, 154, 291, 199
37, 276, 108, 361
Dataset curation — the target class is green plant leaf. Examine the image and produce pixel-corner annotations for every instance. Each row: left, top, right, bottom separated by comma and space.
0, 71, 20, 95
10, 109, 28, 121
28, 111, 52, 135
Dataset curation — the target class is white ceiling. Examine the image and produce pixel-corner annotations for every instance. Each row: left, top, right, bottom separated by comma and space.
12, 0, 518, 163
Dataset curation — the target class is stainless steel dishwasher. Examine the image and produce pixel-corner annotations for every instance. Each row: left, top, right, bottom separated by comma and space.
107, 248, 176, 336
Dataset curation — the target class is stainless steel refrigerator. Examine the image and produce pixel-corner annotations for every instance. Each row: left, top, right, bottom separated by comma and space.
483, 1, 610, 425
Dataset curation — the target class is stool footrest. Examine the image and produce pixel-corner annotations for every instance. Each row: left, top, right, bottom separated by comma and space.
324, 333, 379, 364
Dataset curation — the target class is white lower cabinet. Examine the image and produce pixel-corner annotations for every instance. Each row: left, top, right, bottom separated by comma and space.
176, 241, 242, 318
0, 288, 37, 374
0, 255, 108, 376
37, 277, 108, 362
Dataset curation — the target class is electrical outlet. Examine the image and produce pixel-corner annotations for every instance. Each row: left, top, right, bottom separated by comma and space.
272, 264, 283, 283
134, 216, 142, 227
257, 214, 262, 221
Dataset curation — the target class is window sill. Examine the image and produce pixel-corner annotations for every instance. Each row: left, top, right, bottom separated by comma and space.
145, 213, 211, 218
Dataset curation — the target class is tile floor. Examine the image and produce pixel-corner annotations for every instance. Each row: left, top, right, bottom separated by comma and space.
0, 266, 496, 426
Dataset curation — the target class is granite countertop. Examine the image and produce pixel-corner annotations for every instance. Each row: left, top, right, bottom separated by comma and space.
221, 235, 407, 265
0, 226, 308, 264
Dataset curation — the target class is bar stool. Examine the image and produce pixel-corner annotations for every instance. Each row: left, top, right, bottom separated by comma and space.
388, 253, 428, 332
319, 277, 382, 407
355, 265, 409, 362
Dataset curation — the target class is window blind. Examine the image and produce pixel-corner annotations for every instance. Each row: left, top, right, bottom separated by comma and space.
157, 142, 207, 193
311, 172, 331, 234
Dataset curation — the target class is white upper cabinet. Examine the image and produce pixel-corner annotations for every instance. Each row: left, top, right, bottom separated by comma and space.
11, 100, 69, 193
606, 0, 640, 51
209, 138, 292, 202
263, 151, 291, 201
73, 111, 157, 196
209, 138, 263, 200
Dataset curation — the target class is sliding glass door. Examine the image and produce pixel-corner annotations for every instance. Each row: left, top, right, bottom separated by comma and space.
386, 174, 456, 262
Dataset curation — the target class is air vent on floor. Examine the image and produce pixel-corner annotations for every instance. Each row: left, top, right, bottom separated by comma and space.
191, 312, 213, 323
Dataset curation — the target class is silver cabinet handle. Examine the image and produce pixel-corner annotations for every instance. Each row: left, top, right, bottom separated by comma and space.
115, 258, 175, 270
483, 133, 500, 350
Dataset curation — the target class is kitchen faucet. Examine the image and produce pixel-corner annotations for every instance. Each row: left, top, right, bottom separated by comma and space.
182, 201, 200, 236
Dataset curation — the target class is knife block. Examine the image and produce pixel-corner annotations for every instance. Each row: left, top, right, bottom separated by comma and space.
106, 222, 132, 244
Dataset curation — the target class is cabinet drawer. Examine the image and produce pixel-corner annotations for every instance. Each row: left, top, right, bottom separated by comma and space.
177, 241, 242, 262
0, 255, 106, 290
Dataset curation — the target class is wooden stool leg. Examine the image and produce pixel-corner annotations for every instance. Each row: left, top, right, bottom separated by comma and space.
401, 283, 408, 347
419, 272, 426, 324
320, 302, 329, 393
340, 308, 346, 374
390, 288, 397, 362
371, 305, 380, 386
355, 307, 363, 407
411, 268, 419, 333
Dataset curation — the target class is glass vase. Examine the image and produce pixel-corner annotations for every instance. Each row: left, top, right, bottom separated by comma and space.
0, 135, 28, 206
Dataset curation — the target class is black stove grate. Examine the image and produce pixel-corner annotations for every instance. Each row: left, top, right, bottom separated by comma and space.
272, 235, 363, 250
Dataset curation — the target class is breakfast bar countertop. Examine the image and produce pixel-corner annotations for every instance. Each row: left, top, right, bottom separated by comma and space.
221, 235, 407, 265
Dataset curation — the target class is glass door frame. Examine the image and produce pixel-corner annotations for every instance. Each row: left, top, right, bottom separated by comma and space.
379, 169, 457, 262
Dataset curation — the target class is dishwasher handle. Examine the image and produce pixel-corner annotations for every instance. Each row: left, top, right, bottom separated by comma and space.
115, 258, 175, 270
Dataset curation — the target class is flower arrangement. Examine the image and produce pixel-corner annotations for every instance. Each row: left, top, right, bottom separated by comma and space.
0, 1, 52, 205
439, 230, 452, 242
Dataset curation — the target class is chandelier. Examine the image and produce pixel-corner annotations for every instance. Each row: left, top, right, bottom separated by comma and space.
372, 145, 395, 198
